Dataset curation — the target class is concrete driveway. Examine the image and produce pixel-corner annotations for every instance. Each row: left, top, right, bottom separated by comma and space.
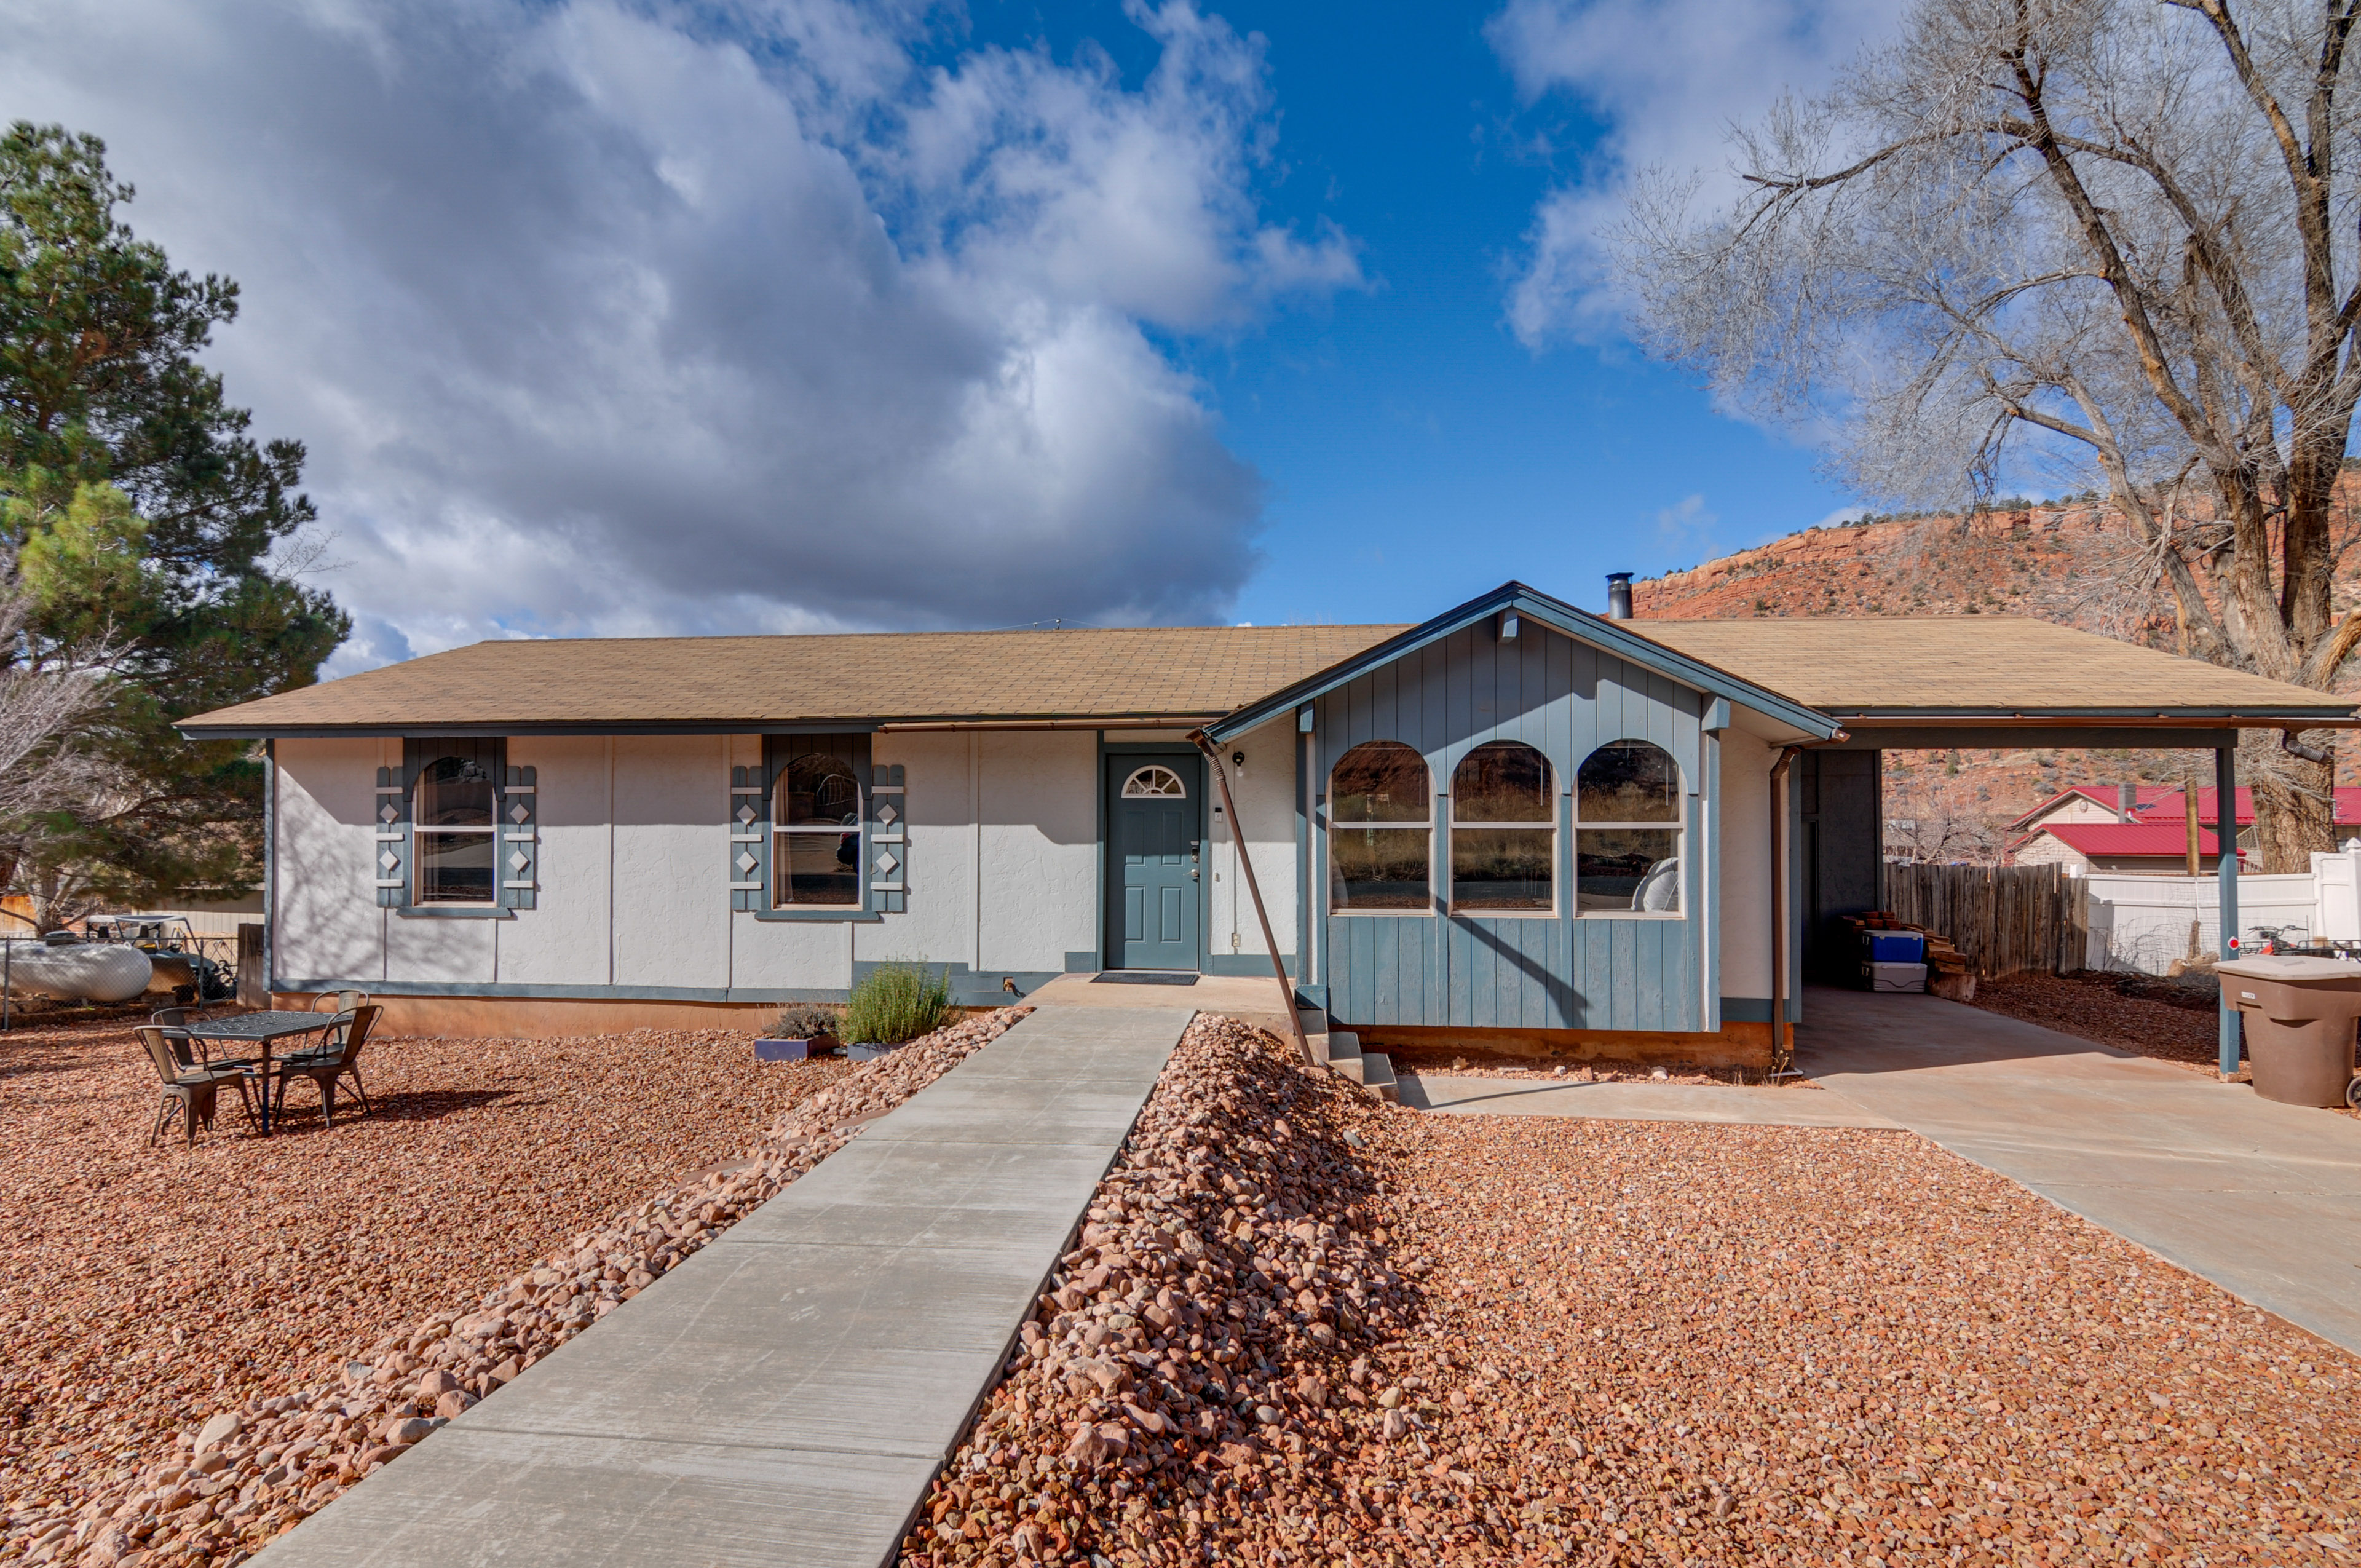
1798, 983, 2361, 1356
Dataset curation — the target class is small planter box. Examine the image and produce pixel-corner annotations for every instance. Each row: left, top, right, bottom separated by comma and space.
844, 1041, 900, 1063
756, 1038, 820, 1063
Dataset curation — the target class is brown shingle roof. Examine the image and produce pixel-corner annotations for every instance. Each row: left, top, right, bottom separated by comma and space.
178, 625, 1412, 735
180, 609, 2355, 737
1629, 616, 2354, 719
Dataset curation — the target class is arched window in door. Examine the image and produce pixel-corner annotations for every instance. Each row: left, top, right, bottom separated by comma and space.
1450, 741, 1555, 911
1123, 765, 1188, 798
1329, 742, 1431, 911
1575, 739, 1682, 912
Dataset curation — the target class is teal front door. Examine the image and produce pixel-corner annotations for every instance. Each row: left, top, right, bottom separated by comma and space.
1105, 754, 1201, 970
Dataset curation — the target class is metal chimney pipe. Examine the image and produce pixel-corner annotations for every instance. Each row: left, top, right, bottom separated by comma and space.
2119, 782, 2138, 822
1606, 572, 1634, 620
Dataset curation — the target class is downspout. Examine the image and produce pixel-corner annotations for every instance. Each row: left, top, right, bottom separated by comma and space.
263, 738, 276, 1009
1190, 731, 1316, 1067
1768, 745, 1803, 1074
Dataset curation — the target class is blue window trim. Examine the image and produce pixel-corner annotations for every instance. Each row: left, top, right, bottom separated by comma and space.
392, 905, 513, 920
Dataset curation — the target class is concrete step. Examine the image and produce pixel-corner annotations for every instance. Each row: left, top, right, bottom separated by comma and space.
1359, 1051, 1399, 1102
1326, 1029, 1362, 1065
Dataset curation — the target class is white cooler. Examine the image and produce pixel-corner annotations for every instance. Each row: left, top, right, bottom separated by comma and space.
1862, 960, 1928, 993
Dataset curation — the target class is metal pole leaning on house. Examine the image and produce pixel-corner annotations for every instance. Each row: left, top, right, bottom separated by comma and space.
1191, 732, 1316, 1068
1769, 746, 1803, 1074
2216, 744, 2240, 1080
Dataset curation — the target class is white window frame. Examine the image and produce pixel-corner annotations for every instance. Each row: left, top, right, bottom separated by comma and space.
773, 753, 865, 912
1573, 739, 1685, 920
411, 751, 500, 909
1326, 740, 1434, 917
1447, 740, 1559, 919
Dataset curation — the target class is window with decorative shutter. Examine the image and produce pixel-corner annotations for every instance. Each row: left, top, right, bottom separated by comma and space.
389, 738, 511, 911
745, 735, 884, 918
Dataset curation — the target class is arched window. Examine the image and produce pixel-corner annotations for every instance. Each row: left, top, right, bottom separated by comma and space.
775, 752, 863, 908
1450, 741, 1555, 911
1575, 740, 1682, 912
1122, 765, 1187, 798
413, 751, 497, 905
1329, 742, 1430, 911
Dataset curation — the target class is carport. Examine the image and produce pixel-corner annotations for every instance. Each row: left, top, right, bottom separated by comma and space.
1627, 616, 2361, 1074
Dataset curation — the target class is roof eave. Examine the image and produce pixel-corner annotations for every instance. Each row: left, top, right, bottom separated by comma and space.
1833, 707, 2358, 725
176, 710, 1232, 741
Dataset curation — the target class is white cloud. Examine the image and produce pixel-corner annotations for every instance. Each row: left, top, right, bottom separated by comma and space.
1485, 0, 1896, 347
1652, 492, 1717, 545
0, 0, 1359, 674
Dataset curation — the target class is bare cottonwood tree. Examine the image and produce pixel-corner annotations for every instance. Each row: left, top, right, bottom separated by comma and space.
0, 581, 109, 929
1620, 0, 2361, 869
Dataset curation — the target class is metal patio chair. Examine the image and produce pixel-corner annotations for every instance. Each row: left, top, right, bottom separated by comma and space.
272, 1005, 381, 1128
136, 1025, 257, 1146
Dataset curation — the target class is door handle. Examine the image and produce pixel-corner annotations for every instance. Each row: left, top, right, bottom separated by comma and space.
1190, 869, 1200, 880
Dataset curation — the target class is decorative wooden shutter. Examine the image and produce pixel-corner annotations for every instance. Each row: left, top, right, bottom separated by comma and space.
869, 764, 906, 913
374, 766, 409, 907
730, 765, 770, 911
499, 766, 537, 910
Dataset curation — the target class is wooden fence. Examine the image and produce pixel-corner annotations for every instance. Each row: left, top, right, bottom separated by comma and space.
1883, 861, 2089, 978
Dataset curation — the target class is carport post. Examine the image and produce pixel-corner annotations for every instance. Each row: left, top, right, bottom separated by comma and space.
2217, 745, 2240, 1079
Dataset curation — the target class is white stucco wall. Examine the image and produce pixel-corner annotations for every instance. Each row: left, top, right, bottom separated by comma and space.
973, 730, 1099, 972
271, 723, 1294, 998
1717, 729, 1775, 1004
1206, 716, 1298, 961
271, 738, 382, 984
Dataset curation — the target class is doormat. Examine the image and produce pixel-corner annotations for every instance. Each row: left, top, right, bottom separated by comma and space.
1091, 972, 1199, 986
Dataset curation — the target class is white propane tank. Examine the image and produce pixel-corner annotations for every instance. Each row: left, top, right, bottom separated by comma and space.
1, 943, 154, 1003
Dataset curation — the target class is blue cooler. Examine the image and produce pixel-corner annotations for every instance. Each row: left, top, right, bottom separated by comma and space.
1864, 930, 1926, 963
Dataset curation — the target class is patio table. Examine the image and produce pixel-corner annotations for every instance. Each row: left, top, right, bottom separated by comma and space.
180, 1011, 332, 1134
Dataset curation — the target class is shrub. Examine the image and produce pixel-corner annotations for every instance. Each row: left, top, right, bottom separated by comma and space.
841, 962, 952, 1045
763, 1002, 842, 1042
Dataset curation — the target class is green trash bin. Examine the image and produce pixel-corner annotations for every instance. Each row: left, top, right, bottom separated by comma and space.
2217, 956, 2361, 1107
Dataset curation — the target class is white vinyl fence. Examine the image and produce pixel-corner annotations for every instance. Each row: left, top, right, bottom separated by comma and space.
2081, 858, 2354, 975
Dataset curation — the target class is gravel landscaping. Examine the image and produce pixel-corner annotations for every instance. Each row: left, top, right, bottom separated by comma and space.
904, 1015, 2361, 1567
0, 1007, 1023, 1566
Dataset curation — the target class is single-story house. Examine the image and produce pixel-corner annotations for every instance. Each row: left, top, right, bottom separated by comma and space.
2012, 820, 2236, 874
2009, 784, 2361, 863
180, 582, 2359, 1070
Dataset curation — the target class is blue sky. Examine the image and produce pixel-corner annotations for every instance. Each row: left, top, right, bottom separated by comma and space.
951, 0, 1864, 629
0, 0, 1896, 664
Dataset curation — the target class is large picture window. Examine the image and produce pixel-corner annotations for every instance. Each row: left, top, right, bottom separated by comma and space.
1450, 740, 1555, 911
1575, 739, 1682, 913
1329, 741, 1431, 911
773, 745, 864, 908
411, 739, 500, 906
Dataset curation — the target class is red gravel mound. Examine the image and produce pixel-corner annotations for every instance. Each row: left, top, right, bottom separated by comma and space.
908, 1016, 2361, 1566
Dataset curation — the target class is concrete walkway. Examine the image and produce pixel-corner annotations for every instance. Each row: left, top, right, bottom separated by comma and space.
1398, 1072, 1899, 1128
1798, 984, 2361, 1356
255, 1005, 1191, 1568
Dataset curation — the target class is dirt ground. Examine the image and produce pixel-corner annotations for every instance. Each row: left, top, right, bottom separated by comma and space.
1969, 970, 2235, 1075
0, 1013, 843, 1541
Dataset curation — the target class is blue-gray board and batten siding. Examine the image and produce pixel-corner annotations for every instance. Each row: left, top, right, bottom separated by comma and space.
1315, 619, 1710, 1034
